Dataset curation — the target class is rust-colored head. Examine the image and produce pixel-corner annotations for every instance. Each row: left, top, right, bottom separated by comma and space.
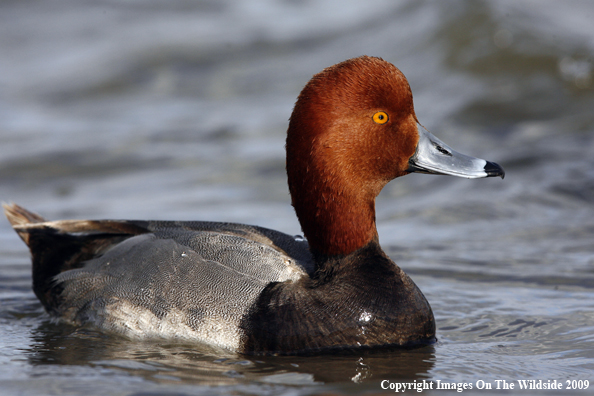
286, 56, 420, 257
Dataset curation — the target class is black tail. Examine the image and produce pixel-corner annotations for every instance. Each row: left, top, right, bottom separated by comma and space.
3, 204, 148, 313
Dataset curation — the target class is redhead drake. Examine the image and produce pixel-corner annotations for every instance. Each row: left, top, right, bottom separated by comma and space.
4, 56, 504, 355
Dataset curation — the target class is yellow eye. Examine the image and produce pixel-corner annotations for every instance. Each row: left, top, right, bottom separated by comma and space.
372, 111, 389, 124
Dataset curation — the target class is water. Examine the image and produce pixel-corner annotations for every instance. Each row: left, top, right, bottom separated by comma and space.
1, 0, 594, 395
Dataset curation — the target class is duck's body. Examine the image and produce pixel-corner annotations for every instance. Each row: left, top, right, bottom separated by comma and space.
5, 214, 315, 351
4, 56, 504, 355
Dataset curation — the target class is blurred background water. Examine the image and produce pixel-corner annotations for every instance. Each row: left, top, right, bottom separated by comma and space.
1, 0, 594, 395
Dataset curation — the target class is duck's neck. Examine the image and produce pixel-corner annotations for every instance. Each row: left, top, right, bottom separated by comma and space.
288, 168, 379, 261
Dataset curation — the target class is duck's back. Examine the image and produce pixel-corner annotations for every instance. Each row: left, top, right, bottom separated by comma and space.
4, 204, 314, 350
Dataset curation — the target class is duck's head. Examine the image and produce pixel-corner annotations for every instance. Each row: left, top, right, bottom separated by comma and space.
286, 56, 504, 258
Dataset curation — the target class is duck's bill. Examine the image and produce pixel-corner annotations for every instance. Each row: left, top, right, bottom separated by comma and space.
408, 128, 505, 179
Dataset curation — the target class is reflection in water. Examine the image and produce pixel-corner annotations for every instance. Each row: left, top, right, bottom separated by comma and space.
26, 320, 435, 386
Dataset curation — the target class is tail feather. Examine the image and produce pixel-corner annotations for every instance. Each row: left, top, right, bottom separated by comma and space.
3, 203, 46, 225
3, 203, 47, 245
3, 203, 150, 313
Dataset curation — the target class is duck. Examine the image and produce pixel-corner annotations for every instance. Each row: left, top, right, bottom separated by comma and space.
4, 56, 504, 355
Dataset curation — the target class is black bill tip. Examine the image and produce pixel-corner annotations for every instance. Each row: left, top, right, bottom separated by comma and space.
485, 161, 505, 179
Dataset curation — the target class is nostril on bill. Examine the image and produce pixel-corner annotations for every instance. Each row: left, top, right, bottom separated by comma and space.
433, 143, 452, 156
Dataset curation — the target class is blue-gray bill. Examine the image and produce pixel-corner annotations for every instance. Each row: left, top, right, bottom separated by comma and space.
408, 128, 505, 179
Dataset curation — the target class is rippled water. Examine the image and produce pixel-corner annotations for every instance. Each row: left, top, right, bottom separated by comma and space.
1, 1, 594, 395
